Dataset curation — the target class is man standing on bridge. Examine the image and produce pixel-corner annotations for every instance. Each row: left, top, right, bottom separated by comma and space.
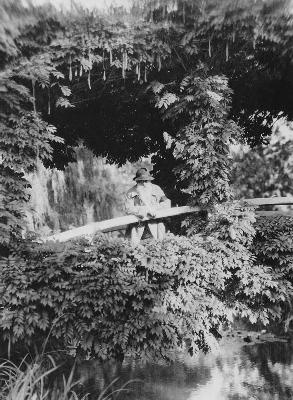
125, 168, 171, 244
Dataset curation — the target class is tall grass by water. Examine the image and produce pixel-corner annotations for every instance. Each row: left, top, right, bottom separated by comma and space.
0, 356, 134, 400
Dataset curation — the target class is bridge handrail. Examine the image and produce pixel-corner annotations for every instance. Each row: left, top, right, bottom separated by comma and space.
44, 197, 293, 243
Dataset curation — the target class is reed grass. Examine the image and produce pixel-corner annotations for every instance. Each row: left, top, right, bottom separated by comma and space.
0, 356, 137, 400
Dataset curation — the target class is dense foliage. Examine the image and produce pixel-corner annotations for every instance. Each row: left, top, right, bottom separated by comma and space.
1, 0, 293, 364
1, 0, 293, 163
232, 130, 293, 199
253, 215, 293, 330
1, 201, 290, 360
151, 68, 242, 206
1, 0, 293, 234
0, 112, 62, 245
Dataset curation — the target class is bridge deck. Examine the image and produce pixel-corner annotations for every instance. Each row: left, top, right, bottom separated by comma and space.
44, 197, 293, 243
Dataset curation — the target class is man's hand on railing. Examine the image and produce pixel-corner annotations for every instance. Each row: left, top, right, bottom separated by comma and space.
147, 208, 157, 218
135, 206, 156, 219
137, 213, 146, 219
159, 198, 171, 209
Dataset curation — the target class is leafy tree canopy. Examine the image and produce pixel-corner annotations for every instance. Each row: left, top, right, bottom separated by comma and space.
232, 123, 293, 199
1, 0, 293, 162
1, 0, 293, 241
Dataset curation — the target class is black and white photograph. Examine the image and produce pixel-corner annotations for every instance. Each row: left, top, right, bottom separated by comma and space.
1, 0, 293, 398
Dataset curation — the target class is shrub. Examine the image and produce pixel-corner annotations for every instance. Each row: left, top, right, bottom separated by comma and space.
1, 204, 290, 361
253, 215, 293, 330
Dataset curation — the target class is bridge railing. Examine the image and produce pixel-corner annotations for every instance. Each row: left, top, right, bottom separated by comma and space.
44, 197, 293, 243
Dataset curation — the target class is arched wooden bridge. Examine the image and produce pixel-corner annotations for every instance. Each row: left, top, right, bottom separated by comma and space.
44, 196, 293, 243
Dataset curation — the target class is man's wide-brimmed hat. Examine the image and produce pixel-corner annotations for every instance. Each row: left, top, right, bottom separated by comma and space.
134, 168, 154, 181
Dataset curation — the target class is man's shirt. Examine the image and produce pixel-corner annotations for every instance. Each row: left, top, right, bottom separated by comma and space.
125, 183, 170, 216
124, 183, 171, 241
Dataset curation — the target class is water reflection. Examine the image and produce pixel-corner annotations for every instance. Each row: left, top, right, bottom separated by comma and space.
76, 336, 293, 400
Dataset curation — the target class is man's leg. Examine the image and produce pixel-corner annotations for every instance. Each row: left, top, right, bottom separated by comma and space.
147, 222, 158, 239
130, 225, 145, 244
157, 222, 166, 239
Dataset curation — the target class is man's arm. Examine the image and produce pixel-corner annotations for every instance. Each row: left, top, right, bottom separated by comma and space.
125, 193, 148, 219
155, 185, 171, 209
148, 185, 171, 218
159, 195, 171, 209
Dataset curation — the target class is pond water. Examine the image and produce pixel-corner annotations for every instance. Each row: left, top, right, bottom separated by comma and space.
75, 331, 293, 400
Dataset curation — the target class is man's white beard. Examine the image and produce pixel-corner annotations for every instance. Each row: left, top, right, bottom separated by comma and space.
137, 184, 153, 207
